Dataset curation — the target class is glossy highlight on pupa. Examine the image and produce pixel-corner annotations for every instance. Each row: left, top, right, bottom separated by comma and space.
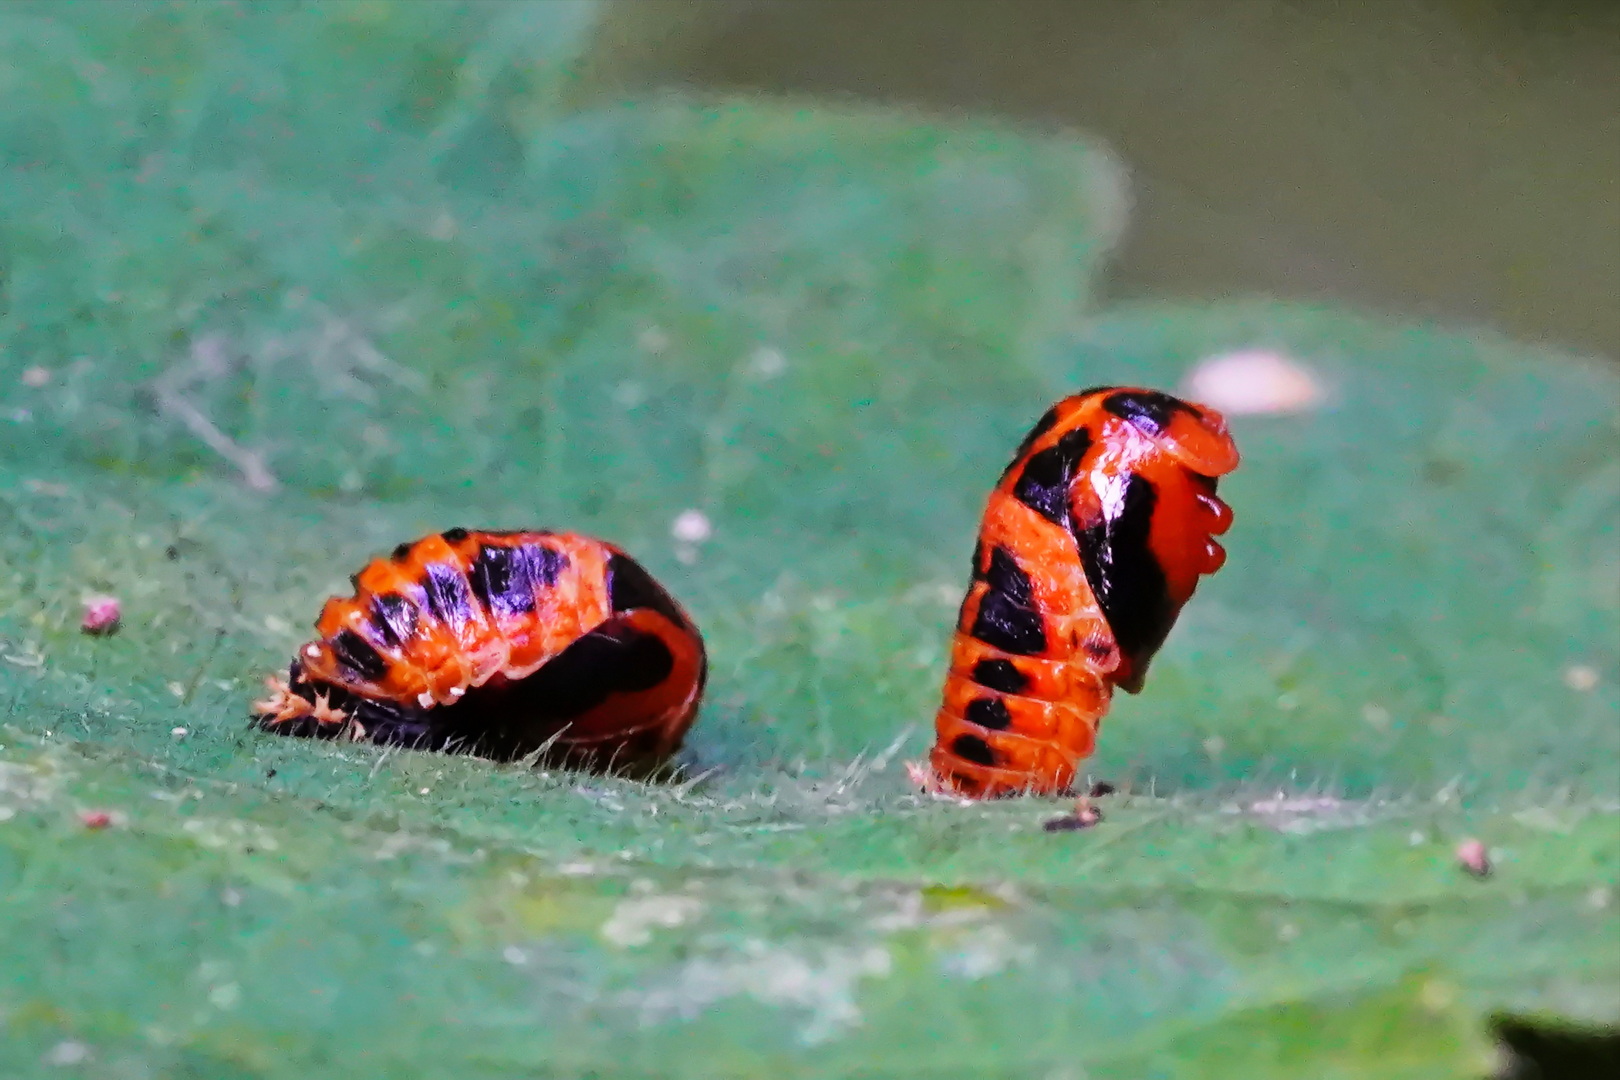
253, 530, 706, 771
922, 387, 1239, 798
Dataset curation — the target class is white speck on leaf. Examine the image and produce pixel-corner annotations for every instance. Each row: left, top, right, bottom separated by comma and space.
1240, 793, 1370, 834
745, 345, 787, 380
671, 509, 712, 544
630, 941, 890, 1045
181, 817, 280, 853
1562, 664, 1599, 692
937, 925, 1033, 980
1182, 349, 1325, 415
601, 895, 703, 948
0, 760, 61, 815
43, 1041, 91, 1066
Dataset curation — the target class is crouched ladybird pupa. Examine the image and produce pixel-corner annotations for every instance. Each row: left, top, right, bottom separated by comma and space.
923, 387, 1240, 799
253, 529, 706, 771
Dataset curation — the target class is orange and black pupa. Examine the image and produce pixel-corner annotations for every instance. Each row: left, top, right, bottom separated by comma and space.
253, 530, 706, 771
923, 387, 1239, 798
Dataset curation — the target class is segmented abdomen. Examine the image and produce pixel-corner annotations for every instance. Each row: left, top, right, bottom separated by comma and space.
254, 529, 706, 769
928, 387, 1239, 798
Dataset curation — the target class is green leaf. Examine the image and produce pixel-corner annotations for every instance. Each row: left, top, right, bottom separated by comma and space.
1090, 973, 1497, 1080
1040, 303, 1620, 801
0, 4, 1614, 1077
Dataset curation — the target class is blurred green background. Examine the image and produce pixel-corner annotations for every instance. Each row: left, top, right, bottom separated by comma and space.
0, 3, 1614, 1078
591, 0, 1620, 357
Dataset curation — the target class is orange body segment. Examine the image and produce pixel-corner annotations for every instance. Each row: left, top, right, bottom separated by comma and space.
255, 529, 706, 770
927, 387, 1239, 798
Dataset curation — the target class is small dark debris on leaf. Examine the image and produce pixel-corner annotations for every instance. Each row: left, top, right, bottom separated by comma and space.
79, 810, 114, 830
1457, 838, 1492, 878
80, 596, 121, 635
1044, 796, 1104, 832
164, 538, 201, 561
1088, 780, 1117, 798
265, 768, 277, 779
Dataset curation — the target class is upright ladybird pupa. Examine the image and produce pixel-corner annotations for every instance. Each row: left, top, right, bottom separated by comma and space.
925, 387, 1240, 798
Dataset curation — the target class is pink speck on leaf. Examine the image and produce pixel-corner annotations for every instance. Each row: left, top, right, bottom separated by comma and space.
1456, 838, 1491, 878
81, 597, 122, 635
